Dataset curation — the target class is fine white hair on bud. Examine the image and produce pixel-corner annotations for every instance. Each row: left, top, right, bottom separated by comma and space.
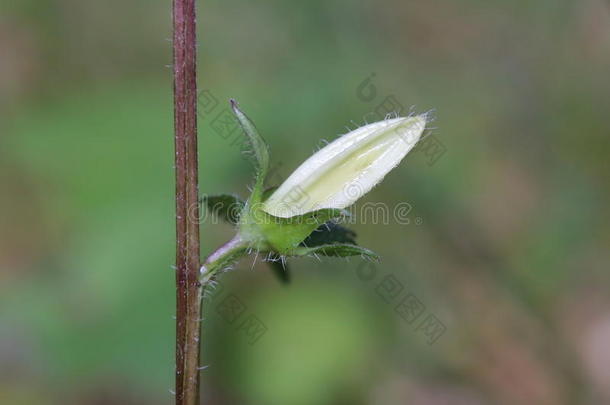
263, 115, 427, 218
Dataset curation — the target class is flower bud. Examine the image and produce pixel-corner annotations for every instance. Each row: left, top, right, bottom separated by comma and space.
263, 115, 426, 218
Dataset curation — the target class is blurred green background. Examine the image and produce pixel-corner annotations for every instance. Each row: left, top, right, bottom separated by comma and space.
1, 0, 610, 404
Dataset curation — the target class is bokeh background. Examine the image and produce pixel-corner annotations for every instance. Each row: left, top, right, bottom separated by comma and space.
2, 0, 610, 404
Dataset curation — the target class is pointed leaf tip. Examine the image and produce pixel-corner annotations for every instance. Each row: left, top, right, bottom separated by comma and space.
292, 243, 379, 260
230, 100, 270, 202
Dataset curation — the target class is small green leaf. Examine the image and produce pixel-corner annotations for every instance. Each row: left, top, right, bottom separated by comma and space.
230, 100, 270, 203
266, 256, 290, 284
302, 221, 357, 247
292, 243, 379, 259
202, 194, 244, 225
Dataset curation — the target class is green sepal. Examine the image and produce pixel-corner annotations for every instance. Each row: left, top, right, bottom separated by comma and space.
230, 100, 270, 203
302, 221, 357, 247
202, 194, 244, 225
292, 243, 379, 260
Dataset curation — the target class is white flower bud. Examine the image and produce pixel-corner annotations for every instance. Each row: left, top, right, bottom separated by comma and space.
263, 115, 427, 218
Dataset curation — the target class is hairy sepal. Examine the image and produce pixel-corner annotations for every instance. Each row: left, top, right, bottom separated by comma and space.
292, 243, 379, 259
230, 100, 270, 204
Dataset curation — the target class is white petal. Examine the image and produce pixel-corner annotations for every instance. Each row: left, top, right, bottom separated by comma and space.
263, 115, 426, 218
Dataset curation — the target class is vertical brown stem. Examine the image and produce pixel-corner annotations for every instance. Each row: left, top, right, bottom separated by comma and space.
173, 0, 201, 404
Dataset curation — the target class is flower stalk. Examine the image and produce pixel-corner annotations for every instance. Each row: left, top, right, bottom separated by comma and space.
200, 235, 251, 284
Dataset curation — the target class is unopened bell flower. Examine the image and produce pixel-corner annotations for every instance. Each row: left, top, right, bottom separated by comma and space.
263, 115, 427, 218
201, 102, 431, 281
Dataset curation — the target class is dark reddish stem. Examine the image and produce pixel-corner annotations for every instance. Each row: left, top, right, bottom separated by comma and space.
173, 0, 202, 404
